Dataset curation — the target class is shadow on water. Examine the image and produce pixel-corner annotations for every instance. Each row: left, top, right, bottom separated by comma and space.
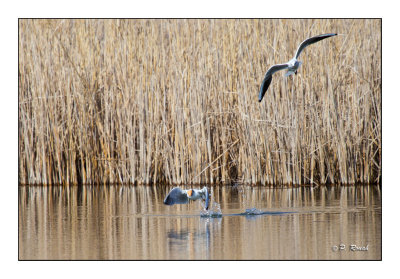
19, 185, 381, 260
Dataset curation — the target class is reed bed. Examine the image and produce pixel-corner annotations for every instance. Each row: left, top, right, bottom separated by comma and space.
18, 19, 381, 186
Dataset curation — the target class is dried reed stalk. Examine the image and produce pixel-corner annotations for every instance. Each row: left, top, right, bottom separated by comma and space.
18, 19, 381, 185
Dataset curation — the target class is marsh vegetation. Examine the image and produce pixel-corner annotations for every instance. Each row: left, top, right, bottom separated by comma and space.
18, 19, 381, 185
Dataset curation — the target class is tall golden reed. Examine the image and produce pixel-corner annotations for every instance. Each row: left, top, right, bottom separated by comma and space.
18, 19, 381, 185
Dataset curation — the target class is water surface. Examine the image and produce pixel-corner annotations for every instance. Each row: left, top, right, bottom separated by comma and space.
19, 185, 381, 260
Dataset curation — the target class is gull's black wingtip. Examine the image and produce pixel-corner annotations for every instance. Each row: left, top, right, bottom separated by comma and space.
258, 93, 264, 102
320, 33, 337, 38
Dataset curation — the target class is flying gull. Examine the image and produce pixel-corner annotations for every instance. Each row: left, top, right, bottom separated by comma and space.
163, 186, 210, 210
258, 33, 337, 102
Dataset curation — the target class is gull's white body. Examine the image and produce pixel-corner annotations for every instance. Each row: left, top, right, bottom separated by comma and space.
284, 58, 303, 77
258, 33, 337, 102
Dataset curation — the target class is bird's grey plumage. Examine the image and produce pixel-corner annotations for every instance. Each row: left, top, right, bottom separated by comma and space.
163, 187, 210, 210
258, 33, 337, 102
163, 187, 190, 205
258, 63, 289, 102
294, 33, 337, 59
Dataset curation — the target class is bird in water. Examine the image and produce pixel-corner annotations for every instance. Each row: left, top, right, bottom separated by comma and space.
163, 186, 210, 210
258, 33, 337, 102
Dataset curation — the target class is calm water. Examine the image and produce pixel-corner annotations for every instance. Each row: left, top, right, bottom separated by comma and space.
19, 185, 381, 260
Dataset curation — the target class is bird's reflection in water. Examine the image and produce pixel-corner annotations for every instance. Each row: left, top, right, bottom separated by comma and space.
166, 217, 221, 257
167, 229, 190, 241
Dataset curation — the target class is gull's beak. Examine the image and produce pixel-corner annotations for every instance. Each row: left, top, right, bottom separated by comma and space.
187, 189, 193, 197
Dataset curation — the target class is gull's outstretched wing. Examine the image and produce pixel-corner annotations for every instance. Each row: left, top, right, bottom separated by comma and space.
294, 33, 337, 59
163, 187, 189, 205
258, 63, 289, 102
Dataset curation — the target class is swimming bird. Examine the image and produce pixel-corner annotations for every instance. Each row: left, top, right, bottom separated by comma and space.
258, 33, 337, 102
164, 186, 210, 210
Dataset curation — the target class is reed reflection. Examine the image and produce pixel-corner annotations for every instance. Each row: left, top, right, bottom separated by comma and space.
19, 185, 381, 260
